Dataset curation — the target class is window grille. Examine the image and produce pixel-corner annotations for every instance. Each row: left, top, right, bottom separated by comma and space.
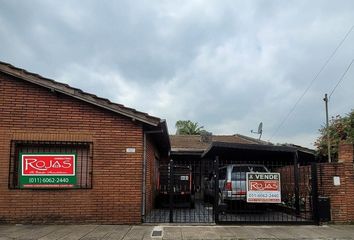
9, 140, 93, 189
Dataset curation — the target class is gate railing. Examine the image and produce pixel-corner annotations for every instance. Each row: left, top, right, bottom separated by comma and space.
214, 155, 320, 224
144, 155, 320, 224
311, 163, 320, 224
144, 158, 215, 223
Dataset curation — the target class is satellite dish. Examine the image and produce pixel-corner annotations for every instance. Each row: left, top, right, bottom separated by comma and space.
251, 122, 263, 140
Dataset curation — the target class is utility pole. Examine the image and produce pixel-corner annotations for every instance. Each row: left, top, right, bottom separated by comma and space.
323, 94, 331, 163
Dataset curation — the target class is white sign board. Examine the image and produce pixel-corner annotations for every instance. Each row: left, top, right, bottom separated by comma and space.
126, 148, 136, 153
333, 176, 340, 186
246, 172, 281, 203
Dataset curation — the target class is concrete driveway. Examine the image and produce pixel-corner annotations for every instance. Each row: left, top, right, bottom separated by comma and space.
0, 224, 354, 240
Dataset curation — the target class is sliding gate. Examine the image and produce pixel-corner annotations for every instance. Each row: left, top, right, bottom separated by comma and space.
144, 156, 319, 224
215, 157, 319, 224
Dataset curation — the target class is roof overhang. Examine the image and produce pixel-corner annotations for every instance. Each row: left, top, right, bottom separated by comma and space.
202, 141, 299, 159
170, 150, 204, 156
0, 62, 161, 127
202, 141, 316, 164
144, 119, 171, 154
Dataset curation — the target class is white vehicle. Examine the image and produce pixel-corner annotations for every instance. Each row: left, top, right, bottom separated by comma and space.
204, 164, 269, 204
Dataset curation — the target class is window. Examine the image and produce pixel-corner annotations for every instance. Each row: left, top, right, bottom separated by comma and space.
231, 166, 268, 180
231, 166, 249, 180
9, 140, 93, 189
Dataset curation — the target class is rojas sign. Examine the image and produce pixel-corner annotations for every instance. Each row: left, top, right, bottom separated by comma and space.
246, 172, 281, 203
19, 153, 76, 188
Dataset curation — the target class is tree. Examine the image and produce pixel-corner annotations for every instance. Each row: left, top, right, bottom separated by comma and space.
175, 120, 204, 135
315, 109, 354, 161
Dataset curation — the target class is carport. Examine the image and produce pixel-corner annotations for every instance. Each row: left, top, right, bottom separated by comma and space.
202, 142, 318, 224
144, 140, 318, 224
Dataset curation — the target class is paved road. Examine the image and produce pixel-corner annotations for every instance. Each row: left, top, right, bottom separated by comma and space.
1, 224, 354, 239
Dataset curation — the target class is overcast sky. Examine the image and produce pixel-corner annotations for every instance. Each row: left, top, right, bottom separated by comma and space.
1, 1, 353, 148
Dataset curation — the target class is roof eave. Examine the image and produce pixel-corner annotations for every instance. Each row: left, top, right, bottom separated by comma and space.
0, 64, 160, 127
202, 141, 299, 158
171, 150, 204, 156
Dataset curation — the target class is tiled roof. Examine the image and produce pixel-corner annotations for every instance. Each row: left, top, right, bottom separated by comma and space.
0, 61, 162, 126
170, 134, 270, 152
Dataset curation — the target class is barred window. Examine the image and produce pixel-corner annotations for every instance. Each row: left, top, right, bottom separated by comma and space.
9, 140, 93, 189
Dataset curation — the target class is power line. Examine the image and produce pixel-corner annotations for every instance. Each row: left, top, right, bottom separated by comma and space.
269, 24, 354, 141
329, 58, 354, 100
323, 58, 353, 163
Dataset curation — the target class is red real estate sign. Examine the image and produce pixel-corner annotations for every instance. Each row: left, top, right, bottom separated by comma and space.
249, 180, 279, 191
22, 154, 75, 176
246, 172, 281, 203
20, 154, 76, 189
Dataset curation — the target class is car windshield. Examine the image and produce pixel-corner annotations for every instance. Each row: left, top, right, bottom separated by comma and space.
231, 166, 267, 180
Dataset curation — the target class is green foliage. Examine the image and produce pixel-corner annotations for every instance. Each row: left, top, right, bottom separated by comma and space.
315, 109, 354, 161
175, 120, 204, 135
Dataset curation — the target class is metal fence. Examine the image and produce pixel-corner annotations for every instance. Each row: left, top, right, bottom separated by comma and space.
144, 158, 215, 223
215, 156, 318, 224
144, 152, 319, 224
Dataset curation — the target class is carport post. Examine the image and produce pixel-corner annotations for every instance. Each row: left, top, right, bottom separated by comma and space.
293, 151, 300, 215
169, 159, 174, 223
214, 156, 219, 223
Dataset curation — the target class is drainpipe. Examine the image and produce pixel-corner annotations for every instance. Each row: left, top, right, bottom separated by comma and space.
142, 132, 147, 221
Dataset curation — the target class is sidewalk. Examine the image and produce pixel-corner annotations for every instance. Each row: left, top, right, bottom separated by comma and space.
1, 224, 354, 240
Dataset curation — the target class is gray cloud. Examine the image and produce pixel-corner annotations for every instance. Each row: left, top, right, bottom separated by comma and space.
1, 0, 354, 148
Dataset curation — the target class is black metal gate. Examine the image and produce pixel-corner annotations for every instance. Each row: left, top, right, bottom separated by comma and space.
214, 156, 318, 224
144, 157, 216, 223
144, 150, 319, 224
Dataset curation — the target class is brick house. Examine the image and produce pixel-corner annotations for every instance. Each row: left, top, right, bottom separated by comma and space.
0, 61, 170, 224
1, 61, 353, 225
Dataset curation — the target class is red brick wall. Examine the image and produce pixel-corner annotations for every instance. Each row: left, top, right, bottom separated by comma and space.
317, 143, 354, 223
145, 136, 158, 215
275, 145, 354, 224
0, 73, 146, 224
